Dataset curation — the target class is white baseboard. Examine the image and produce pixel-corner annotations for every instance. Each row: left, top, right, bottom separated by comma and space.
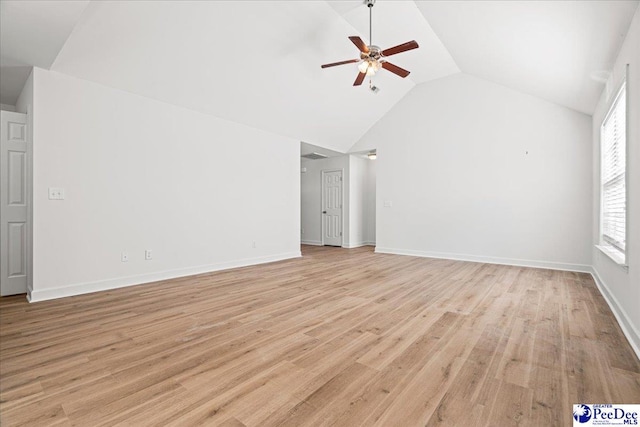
590, 268, 640, 361
343, 241, 376, 249
28, 251, 302, 303
302, 240, 375, 248
374, 247, 591, 273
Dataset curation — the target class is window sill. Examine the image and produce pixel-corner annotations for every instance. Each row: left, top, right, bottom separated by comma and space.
596, 245, 628, 269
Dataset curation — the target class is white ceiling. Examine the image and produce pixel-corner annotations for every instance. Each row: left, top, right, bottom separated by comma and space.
49, 0, 449, 153
0, 0, 89, 104
416, 0, 639, 115
300, 141, 344, 163
1, 0, 637, 151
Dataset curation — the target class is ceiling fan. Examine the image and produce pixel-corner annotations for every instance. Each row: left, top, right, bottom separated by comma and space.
321, 0, 419, 86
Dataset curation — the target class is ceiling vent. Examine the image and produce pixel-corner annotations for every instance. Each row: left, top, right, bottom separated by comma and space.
301, 152, 328, 160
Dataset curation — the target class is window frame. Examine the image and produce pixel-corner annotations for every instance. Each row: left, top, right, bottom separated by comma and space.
597, 79, 628, 267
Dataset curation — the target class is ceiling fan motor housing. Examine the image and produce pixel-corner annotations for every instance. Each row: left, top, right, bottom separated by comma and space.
361, 46, 382, 61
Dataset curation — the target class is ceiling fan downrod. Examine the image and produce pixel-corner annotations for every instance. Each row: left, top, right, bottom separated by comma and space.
368, 0, 374, 47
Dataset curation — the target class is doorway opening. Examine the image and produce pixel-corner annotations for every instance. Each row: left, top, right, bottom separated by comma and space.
300, 142, 376, 250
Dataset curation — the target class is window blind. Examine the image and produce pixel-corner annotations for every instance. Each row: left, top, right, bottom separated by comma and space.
601, 82, 626, 254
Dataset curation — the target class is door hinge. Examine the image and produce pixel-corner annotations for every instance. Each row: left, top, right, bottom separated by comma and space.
340, 232, 342, 236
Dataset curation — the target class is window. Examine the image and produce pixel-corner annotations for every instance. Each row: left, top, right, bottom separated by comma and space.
599, 81, 627, 265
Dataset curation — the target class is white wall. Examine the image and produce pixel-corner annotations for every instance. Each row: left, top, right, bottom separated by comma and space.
365, 159, 377, 244
591, 7, 640, 356
348, 155, 375, 248
300, 156, 349, 246
15, 73, 32, 114
350, 72, 592, 271
29, 68, 300, 301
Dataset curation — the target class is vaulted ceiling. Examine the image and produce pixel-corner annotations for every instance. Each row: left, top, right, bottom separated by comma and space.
1, 0, 638, 152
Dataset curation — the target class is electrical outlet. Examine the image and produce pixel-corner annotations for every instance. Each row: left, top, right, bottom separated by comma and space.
145, 249, 152, 260
48, 187, 65, 200
121, 252, 129, 262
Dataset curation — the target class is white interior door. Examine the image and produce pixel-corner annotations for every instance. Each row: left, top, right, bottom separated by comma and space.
321, 169, 342, 247
1, 111, 28, 296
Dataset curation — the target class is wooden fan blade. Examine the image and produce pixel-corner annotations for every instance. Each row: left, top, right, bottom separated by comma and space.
381, 40, 419, 57
321, 59, 359, 69
382, 62, 410, 78
348, 36, 369, 53
353, 72, 366, 86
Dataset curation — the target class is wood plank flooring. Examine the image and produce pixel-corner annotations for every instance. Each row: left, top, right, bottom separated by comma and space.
1, 245, 639, 426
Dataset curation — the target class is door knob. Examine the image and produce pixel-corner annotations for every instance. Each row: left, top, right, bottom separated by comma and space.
322, 211, 327, 214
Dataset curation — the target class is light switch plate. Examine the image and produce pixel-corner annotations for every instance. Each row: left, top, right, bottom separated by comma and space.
48, 187, 65, 200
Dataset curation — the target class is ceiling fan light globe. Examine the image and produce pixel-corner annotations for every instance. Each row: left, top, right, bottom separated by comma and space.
358, 61, 369, 73
366, 66, 376, 76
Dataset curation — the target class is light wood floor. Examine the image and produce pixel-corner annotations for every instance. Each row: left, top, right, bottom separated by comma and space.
1, 246, 639, 426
